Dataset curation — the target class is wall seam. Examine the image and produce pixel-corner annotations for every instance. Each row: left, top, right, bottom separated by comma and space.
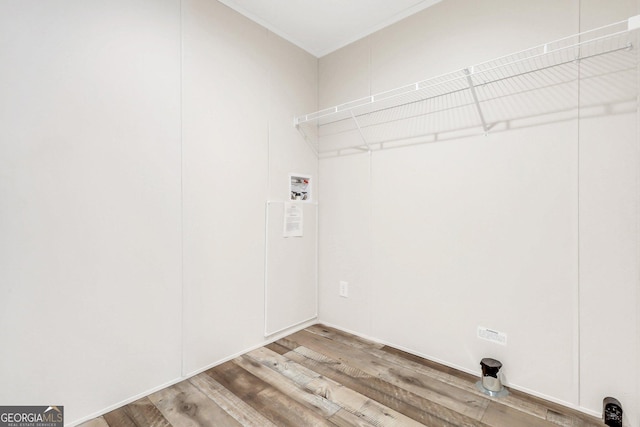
368, 35, 375, 337
265, 28, 272, 337
316, 33, 322, 325
636, 7, 640, 424
179, 0, 186, 378
576, 0, 582, 410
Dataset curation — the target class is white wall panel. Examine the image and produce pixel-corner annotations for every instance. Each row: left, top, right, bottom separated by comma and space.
318, 37, 371, 109
0, 1, 182, 423
182, 0, 318, 373
578, 4, 640, 426
370, 0, 578, 94
370, 123, 579, 403
266, 31, 318, 195
579, 111, 639, 426
181, 0, 270, 375
318, 153, 373, 336
263, 32, 319, 336
264, 202, 317, 335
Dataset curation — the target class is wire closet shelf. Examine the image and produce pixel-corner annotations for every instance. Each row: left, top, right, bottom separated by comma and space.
295, 16, 640, 157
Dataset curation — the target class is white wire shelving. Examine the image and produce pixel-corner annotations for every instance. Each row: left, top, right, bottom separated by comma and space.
295, 16, 640, 157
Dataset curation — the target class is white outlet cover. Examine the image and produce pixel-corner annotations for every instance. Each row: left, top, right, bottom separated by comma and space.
339, 281, 349, 298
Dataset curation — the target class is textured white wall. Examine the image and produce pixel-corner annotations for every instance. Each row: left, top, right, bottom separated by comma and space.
318, 0, 639, 424
0, 0, 317, 424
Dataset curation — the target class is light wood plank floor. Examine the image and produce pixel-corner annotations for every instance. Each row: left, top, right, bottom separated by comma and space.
80, 324, 605, 427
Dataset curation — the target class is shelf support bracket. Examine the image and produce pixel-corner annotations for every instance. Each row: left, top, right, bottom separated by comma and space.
295, 123, 319, 157
350, 111, 371, 151
464, 68, 490, 135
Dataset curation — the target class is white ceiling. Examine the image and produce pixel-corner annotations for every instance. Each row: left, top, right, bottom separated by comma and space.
217, 0, 442, 57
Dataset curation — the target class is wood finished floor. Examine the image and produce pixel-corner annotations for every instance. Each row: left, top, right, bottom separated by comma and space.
80, 324, 605, 427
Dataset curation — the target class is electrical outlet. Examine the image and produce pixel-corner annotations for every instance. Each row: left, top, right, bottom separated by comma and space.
339, 281, 349, 298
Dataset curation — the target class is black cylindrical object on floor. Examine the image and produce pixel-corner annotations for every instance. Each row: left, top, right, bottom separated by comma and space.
603, 397, 622, 427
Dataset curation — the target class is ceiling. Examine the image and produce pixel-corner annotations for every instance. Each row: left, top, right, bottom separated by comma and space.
217, 0, 442, 57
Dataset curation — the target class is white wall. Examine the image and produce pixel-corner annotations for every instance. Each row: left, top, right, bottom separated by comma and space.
318, 0, 639, 425
0, 0, 317, 424
0, 0, 182, 423
2, 0, 636, 424
578, 0, 640, 419
181, 0, 318, 374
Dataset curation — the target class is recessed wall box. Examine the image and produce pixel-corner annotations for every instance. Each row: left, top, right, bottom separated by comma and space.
289, 173, 312, 202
